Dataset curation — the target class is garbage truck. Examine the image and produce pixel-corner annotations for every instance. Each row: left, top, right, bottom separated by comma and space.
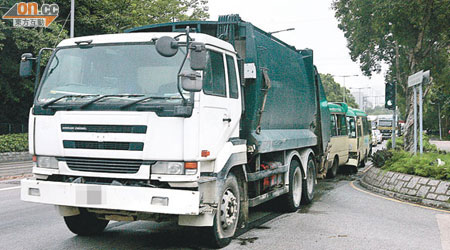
20, 15, 331, 247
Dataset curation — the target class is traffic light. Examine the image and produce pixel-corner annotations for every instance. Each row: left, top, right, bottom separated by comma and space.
385, 82, 395, 110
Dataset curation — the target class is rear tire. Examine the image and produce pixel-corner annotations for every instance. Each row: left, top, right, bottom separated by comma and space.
64, 209, 109, 236
280, 159, 303, 212
204, 173, 240, 249
301, 155, 316, 204
326, 157, 339, 179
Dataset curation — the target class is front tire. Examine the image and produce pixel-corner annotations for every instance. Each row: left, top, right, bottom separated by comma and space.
301, 155, 316, 204
359, 152, 367, 167
205, 173, 240, 249
64, 209, 109, 236
326, 157, 338, 179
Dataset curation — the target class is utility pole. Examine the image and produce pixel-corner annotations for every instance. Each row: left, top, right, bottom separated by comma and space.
333, 74, 358, 102
70, 0, 75, 38
438, 102, 442, 140
430, 101, 442, 140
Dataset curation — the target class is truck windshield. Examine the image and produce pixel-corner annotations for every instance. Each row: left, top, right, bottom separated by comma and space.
378, 120, 392, 127
36, 43, 190, 105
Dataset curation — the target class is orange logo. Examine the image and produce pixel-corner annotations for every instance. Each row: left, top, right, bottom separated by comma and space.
2, 2, 59, 27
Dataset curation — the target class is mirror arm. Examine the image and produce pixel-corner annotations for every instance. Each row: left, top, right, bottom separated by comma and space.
34, 48, 55, 96
176, 26, 192, 104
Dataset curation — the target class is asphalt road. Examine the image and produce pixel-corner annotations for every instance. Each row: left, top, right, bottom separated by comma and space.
0, 161, 33, 179
1, 144, 449, 250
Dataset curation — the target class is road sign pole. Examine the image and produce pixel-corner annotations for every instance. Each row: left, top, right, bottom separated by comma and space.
419, 83, 423, 154
392, 81, 397, 149
413, 86, 417, 155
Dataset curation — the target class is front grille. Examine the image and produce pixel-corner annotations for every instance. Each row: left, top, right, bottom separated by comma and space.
57, 157, 149, 173
63, 140, 144, 151
61, 124, 147, 134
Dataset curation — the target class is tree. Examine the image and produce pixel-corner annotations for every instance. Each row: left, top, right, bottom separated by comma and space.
320, 73, 359, 108
0, 0, 209, 126
333, 0, 450, 151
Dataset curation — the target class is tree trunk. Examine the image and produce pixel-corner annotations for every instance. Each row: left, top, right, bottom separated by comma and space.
403, 50, 418, 152
403, 88, 416, 152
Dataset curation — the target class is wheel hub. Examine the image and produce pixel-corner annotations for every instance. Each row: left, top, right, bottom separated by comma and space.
220, 189, 238, 229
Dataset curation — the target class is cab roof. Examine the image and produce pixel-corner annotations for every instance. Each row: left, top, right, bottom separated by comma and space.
57, 32, 236, 53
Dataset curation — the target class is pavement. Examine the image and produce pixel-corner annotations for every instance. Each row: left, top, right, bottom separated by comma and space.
430, 140, 450, 152
0, 161, 33, 180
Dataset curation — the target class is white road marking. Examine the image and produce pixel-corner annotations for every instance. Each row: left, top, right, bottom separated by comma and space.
437, 214, 450, 250
0, 186, 21, 192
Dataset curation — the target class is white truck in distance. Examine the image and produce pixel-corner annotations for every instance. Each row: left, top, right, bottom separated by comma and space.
19, 16, 332, 248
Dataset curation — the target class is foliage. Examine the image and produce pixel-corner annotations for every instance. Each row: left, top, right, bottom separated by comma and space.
320, 73, 359, 108
386, 135, 440, 153
382, 150, 450, 181
0, 133, 28, 153
0, 0, 209, 125
332, 0, 450, 152
372, 149, 393, 168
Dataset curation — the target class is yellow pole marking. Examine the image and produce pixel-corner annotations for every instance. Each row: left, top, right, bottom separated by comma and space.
350, 181, 450, 214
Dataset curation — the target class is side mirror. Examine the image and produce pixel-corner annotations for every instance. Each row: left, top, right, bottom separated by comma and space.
180, 71, 202, 92
20, 53, 34, 78
155, 36, 179, 57
190, 42, 207, 70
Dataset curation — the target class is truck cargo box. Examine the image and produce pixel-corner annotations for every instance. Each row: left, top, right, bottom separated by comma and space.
126, 15, 330, 156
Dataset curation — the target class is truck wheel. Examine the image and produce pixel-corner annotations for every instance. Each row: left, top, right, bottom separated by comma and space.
205, 173, 240, 249
301, 155, 316, 204
64, 209, 109, 236
280, 159, 302, 212
326, 157, 338, 179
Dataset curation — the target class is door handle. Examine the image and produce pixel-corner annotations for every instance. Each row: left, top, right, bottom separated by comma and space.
223, 118, 232, 122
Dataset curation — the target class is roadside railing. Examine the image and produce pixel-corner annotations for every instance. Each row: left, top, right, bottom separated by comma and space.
0, 123, 28, 135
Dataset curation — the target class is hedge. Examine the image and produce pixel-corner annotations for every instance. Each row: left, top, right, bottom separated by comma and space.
0, 133, 29, 153
372, 149, 450, 180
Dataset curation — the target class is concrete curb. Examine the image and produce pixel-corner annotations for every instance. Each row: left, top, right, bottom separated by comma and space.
361, 167, 450, 210
0, 152, 32, 163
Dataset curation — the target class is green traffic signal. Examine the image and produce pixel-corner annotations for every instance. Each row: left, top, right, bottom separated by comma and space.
385, 82, 395, 110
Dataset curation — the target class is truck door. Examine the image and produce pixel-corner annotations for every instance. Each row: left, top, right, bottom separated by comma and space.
198, 50, 240, 159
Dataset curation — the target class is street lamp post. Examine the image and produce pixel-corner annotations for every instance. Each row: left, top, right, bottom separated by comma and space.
333, 74, 359, 103
350, 86, 367, 110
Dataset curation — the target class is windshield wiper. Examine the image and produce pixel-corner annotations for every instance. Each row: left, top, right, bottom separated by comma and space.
79, 94, 144, 109
42, 94, 100, 109
119, 96, 176, 109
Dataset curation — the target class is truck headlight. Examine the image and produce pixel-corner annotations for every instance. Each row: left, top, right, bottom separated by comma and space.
152, 162, 184, 175
35, 156, 59, 169
152, 161, 198, 175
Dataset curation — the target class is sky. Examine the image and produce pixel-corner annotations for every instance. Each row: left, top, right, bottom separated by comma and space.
207, 0, 386, 108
